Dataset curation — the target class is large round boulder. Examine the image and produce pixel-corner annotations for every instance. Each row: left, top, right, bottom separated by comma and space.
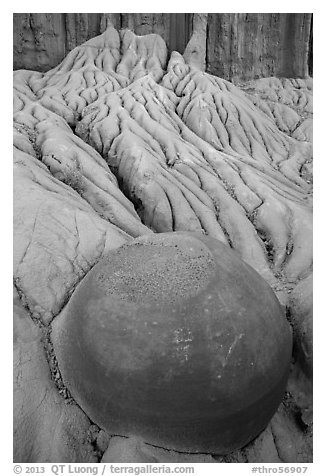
54, 232, 292, 454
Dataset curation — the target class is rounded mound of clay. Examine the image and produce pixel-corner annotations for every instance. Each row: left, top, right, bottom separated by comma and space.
54, 232, 292, 454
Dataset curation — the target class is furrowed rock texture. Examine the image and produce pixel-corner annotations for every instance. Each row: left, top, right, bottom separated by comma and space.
13, 13, 312, 81
13, 27, 312, 463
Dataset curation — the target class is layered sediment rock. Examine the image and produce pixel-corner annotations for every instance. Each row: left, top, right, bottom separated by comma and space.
13, 13, 312, 81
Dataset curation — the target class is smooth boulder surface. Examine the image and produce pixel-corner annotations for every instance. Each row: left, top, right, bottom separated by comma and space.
53, 232, 292, 454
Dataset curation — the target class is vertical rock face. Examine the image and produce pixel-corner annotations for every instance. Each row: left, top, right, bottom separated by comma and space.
13, 13, 67, 72
183, 14, 208, 71
206, 13, 312, 81
13, 13, 312, 81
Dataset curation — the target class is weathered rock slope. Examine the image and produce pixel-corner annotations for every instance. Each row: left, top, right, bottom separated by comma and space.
13, 27, 312, 463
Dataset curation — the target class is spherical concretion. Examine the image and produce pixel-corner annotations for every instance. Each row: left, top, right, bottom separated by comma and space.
54, 231, 292, 454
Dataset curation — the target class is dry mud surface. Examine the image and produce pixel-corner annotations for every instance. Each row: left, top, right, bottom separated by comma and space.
13, 27, 313, 463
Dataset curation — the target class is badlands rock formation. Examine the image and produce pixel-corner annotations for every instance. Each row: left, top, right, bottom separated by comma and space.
14, 13, 312, 80
13, 27, 312, 463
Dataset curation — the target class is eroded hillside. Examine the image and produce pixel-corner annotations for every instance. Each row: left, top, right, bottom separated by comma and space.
13, 27, 312, 463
